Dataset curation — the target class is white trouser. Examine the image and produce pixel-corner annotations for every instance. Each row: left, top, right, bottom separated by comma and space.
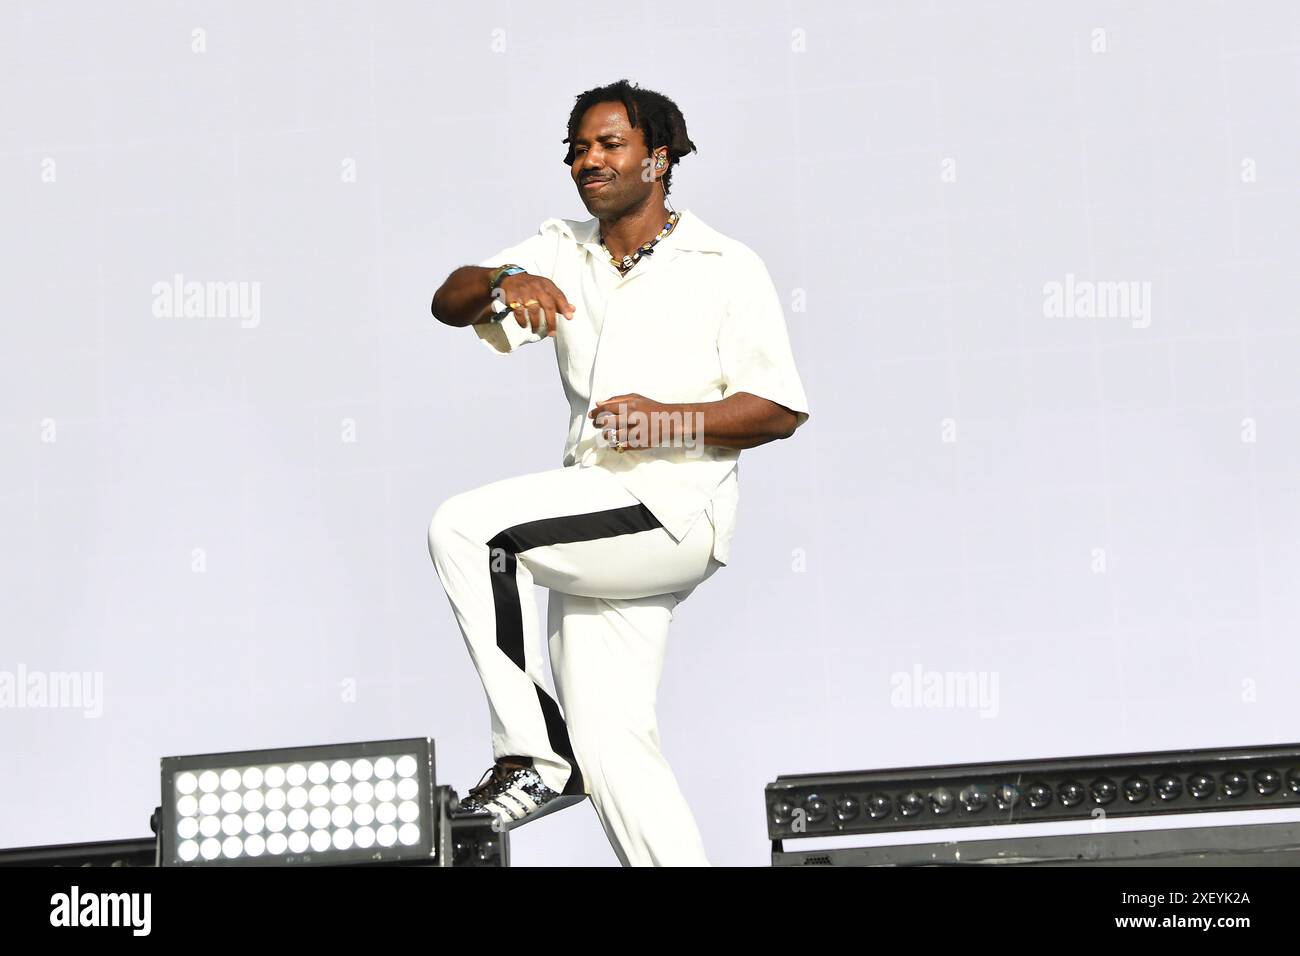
427, 462, 722, 867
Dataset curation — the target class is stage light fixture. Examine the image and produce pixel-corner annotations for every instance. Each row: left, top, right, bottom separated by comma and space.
767, 742, 1300, 843
160, 738, 435, 866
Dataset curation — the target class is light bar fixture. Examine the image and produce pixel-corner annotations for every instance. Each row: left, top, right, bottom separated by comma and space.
766, 742, 1300, 843
159, 737, 436, 866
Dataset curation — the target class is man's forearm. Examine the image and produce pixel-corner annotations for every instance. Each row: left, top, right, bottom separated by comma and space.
431, 266, 497, 328
665, 393, 798, 450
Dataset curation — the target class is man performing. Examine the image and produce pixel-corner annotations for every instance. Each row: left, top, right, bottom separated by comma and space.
428, 78, 810, 866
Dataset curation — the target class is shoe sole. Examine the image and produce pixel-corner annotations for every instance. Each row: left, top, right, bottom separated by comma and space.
452, 792, 587, 830
500, 792, 587, 830
455, 773, 590, 826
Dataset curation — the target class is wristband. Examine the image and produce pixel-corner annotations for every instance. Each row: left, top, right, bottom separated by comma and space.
487, 264, 528, 296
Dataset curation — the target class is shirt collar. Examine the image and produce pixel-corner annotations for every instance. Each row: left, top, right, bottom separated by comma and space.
543, 207, 725, 255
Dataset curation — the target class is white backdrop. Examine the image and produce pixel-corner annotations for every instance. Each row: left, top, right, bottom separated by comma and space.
2, 0, 1298, 865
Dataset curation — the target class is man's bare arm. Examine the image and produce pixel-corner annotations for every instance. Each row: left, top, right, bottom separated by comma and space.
432, 268, 576, 334
431, 266, 500, 328
681, 392, 801, 447
591, 392, 802, 451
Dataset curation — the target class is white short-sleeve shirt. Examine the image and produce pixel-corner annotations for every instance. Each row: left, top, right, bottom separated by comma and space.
472, 208, 810, 567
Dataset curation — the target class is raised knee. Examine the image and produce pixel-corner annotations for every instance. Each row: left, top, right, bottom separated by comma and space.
427, 496, 466, 561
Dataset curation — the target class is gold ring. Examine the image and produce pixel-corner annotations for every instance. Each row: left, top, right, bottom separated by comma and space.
508, 301, 523, 310
524, 298, 540, 306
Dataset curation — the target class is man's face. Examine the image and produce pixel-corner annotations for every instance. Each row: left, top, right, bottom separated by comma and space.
571, 100, 662, 216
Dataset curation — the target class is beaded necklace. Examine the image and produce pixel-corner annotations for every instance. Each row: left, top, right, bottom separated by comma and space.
599, 211, 680, 276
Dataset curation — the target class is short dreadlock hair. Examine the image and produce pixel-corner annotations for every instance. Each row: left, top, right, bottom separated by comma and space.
561, 79, 698, 196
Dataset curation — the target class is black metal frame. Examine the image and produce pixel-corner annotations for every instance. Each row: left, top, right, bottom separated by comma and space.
773, 820, 1300, 866
0, 837, 157, 868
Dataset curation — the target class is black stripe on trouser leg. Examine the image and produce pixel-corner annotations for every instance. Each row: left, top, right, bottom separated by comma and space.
486, 503, 664, 797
